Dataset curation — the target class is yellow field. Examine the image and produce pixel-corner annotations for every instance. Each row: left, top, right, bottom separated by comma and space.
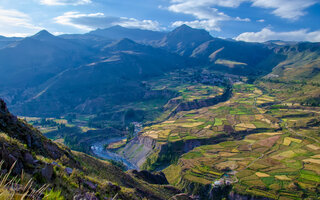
236, 123, 256, 129
255, 172, 270, 177
145, 130, 160, 139
306, 144, 320, 150
80, 126, 96, 132
219, 152, 237, 157
178, 122, 204, 128
283, 137, 302, 146
303, 159, 320, 165
163, 120, 175, 124
54, 119, 68, 124
272, 150, 296, 160
275, 175, 291, 181
311, 154, 320, 159
262, 132, 282, 136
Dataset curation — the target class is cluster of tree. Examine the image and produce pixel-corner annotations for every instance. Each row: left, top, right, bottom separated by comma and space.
33, 118, 58, 127
127, 123, 135, 142
301, 97, 320, 107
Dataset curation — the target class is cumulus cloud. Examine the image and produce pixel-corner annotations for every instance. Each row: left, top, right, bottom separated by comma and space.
166, 0, 318, 30
54, 12, 162, 31
168, 0, 233, 31
257, 19, 265, 23
235, 28, 320, 42
251, 0, 318, 20
39, 0, 92, 6
0, 7, 43, 37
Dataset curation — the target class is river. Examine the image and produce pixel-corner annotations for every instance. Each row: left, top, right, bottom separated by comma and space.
91, 137, 138, 170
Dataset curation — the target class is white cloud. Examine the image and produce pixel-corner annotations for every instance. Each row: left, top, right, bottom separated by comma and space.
172, 19, 222, 32
235, 28, 320, 42
118, 17, 162, 31
54, 12, 105, 31
251, 0, 318, 20
39, 0, 91, 6
166, 0, 318, 30
235, 17, 251, 22
168, 0, 233, 31
54, 12, 163, 31
257, 19, 265, 23
0, 7, 43, 37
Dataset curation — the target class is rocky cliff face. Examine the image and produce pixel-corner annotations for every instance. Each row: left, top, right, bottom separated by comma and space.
168, 86, 232, 118
119, 135, 160, 167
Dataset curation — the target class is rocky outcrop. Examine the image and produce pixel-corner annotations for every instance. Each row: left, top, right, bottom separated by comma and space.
1, 99, 60, 158
169, 193, 196, 200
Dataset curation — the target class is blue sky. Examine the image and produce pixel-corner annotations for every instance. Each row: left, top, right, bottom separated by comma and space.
0, 0, 319, 42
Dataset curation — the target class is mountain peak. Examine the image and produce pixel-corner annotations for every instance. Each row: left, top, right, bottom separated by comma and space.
32, 30, 54, 40
171, 24, 211, 36
158, 24, 213, 56
174, 24, 192, 31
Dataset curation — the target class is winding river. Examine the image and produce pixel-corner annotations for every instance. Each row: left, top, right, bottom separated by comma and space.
91, 137, 138, 170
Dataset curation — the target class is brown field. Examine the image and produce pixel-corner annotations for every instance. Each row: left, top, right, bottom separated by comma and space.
257, 136, 280, 147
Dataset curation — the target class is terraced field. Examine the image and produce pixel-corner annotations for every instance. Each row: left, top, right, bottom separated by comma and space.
137, 83, 320, 199
142, 84, 278, 144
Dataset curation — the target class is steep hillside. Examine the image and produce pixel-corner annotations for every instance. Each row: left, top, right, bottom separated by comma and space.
258, 42, 320, 105
0, 98, 186, 199
191, 39, 278, 76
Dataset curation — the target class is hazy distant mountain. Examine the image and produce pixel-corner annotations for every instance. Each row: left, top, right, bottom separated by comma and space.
88, 25, 166, 42
10, 38, 187, 116
0, 30, 95, 89
0, 35, 22, 49
157, 24, 213, 56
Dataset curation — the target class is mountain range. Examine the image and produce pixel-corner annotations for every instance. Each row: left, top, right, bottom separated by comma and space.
0, 24, 299, 117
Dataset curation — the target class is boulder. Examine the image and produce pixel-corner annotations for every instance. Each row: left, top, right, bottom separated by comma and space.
41, 164, 53, 181
73, 193, 98, 200
84, 180, 97, 191
65, 167, 73, 175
